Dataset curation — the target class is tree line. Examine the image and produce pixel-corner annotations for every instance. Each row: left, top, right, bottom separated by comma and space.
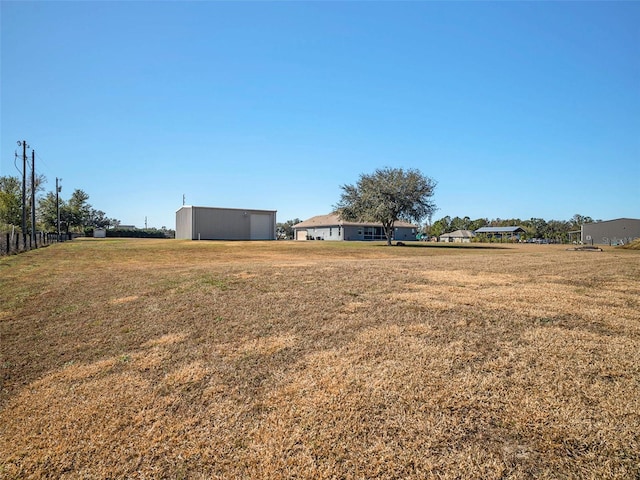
426, 214, 598, 242
0, 175, 120, 235
276, 167, 599, 245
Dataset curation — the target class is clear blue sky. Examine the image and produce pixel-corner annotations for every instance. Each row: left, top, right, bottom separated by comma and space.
2, 1, 638, 229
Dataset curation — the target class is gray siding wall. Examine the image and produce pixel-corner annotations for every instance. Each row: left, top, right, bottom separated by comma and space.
303, 225, 416, 241
194, 208, 249, 240
582, 219, 640, 245
394, 227, 416, 241
175, 207, 193, 239
305, 226, 344, 241
250, 213, 276, 240
176, 207, 276, 240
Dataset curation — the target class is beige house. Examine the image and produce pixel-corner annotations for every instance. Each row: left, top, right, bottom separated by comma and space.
439, 229, 475, 243
293, 213, 417, 241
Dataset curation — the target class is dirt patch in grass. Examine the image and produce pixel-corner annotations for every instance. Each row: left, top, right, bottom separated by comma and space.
1, 239, 639, 478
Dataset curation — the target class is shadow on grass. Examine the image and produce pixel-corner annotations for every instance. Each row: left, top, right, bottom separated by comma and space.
377, 242, 511, 250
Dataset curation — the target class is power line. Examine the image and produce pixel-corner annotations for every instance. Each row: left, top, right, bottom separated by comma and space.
34, 150, 54, 182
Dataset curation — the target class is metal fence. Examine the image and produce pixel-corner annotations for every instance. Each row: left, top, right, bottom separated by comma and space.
0, 232, 68, 256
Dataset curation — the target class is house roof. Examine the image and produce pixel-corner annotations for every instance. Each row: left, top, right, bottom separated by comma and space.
475, 226, 526, 234
293, 213, 417, 229
440, 229, 475, 238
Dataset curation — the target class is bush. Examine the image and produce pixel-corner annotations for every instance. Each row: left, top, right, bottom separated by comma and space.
106, 229, 168, 239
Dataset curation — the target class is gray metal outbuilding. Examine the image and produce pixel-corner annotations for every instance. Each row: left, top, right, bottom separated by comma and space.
581, 218, 640, 246
176, 206, 276, 240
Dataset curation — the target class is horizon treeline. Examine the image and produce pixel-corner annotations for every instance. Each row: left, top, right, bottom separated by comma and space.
427, 214, 598, 241
0, 174, 120, 235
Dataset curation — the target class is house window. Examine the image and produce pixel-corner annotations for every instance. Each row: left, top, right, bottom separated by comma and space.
364, 226, 385, 240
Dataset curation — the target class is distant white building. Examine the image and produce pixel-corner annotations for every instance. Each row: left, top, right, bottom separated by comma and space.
439, 229, 475, 243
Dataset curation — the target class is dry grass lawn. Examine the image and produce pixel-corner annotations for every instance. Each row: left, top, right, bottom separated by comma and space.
1, 239, 639, 479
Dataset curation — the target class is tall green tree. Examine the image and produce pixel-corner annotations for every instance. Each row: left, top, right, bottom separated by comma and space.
335, 167, 437, 246
38, 187, 120, 234
430, 216, 451, 238
67, 189, 91, 232
0, 176, 22, 229
569, 214, 594, 230
37, 192, 77, 234
449, 216, 471, 231
37, 192, 59, 231
525, 218, 548, 239
276, 218, 301, 240
87, 209, 111, 229
468, 218, 488, 232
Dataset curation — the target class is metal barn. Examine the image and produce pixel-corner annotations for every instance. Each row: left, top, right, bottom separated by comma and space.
581, 218, 640, 246
176, 206, 276, 241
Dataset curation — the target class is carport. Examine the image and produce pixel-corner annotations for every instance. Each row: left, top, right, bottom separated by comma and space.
474, 226, 526, 242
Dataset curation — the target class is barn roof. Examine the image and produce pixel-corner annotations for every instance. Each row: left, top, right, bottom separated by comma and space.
475, 226, 526, 234
293, 213, 416, 229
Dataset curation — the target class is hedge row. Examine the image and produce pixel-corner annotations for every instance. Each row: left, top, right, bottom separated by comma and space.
83, 228, 169, 238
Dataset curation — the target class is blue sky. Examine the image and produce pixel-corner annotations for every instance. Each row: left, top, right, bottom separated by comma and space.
1, 1, 638, 229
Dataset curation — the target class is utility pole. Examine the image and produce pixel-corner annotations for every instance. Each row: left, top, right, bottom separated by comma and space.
21, 141, 27, 234
56, 177, 62, 239
31, 150, 36, 244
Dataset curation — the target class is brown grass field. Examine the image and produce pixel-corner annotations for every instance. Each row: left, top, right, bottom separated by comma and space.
1, 239, 639, 479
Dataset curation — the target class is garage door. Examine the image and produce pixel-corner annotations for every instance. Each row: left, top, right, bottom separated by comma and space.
250, 214, 273, 240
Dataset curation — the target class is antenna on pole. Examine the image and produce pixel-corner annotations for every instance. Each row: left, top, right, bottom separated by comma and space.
183, 194, 186, 206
